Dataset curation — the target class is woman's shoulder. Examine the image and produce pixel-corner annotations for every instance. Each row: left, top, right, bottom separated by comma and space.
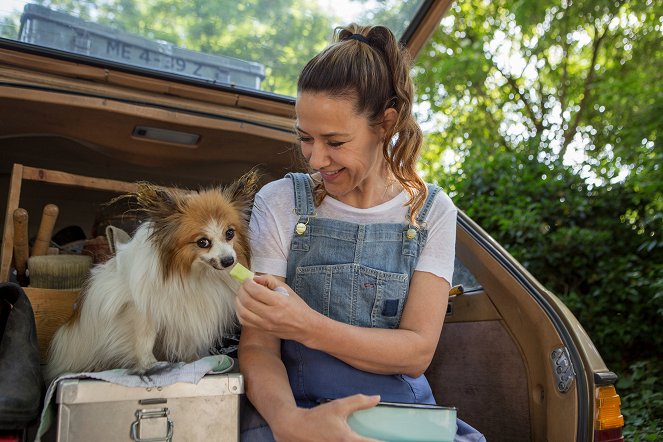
257, 176, 294, 199
425, 183, 457, 214
253, 176, 301, 221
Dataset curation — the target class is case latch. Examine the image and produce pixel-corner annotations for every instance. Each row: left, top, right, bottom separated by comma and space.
131, 407, 174, 442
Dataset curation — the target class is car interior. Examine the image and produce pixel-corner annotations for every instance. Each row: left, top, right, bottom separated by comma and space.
0, 51, 584, 441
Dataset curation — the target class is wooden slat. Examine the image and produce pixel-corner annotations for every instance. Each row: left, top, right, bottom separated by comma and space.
1, 163, 24, 282
21, 166, 140, 194
0, 64, 295, 129
0, 82, 296, 144
0, 48, 295, 118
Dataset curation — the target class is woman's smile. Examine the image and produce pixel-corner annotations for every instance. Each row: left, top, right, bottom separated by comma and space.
318, 168, 343, 181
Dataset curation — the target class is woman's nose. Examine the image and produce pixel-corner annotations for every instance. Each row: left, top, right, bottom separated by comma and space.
307, 142, 330, 170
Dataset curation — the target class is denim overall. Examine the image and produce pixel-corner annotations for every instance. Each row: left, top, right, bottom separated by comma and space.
282, 172, 438, 407
239, 174, 486, 441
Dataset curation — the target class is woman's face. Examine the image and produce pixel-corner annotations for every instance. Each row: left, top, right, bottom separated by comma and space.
295, 92, 392, 208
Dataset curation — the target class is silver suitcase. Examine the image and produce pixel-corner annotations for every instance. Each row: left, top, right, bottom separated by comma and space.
54, 373, 243, 441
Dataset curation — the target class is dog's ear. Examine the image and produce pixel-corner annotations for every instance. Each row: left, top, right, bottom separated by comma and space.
133, 182, 183, 221
223, 168, 262, 222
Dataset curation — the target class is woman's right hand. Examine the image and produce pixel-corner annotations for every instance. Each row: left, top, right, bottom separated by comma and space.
236, 274, 321, 342
272, 394, 382, 442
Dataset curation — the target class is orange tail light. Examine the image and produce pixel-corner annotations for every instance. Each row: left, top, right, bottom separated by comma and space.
594, 385, 624, 441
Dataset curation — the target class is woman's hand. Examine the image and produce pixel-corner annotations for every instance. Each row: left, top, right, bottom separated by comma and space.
236, 274, 320, 342
272, 394, 382, 442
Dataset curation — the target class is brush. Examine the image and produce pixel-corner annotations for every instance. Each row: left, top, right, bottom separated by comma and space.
32, 204, 59, 257
27, 253, 93, 290
12, 208, 30, 286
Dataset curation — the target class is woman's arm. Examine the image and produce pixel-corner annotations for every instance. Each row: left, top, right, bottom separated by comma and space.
237, 278, 382, 442
239, 271, 449, 378
312, 271, 450, 377
238, 325, 295, 426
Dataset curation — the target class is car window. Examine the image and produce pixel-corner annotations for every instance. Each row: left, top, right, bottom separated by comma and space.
453, 256, 482, 293
0, 0, 427, 97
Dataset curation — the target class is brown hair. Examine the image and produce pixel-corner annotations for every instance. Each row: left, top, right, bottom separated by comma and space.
296, 23, 427, 225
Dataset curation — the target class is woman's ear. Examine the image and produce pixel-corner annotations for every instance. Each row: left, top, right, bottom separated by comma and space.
380, 107, 399, 138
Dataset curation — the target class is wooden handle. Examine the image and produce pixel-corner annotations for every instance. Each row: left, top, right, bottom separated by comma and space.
32, 204, 59, 257
13, 208, 29, 279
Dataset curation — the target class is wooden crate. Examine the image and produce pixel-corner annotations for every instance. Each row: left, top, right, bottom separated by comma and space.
25, 287, 78, 362
1, 163, 140, 362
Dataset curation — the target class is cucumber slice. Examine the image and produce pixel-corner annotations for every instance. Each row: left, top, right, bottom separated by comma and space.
230, 263, 254, 283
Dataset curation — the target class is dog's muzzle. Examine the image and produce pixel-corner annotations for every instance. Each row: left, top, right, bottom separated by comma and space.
210, 255, 235, 269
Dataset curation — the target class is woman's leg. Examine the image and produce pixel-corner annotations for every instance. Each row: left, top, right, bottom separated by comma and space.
239, 395, 275, 442
455, 418, 487, 442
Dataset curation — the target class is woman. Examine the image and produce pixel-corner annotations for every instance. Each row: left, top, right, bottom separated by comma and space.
236, 24, 485, 441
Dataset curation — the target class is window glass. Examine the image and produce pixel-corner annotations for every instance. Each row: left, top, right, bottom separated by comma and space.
0, 0, 427, 97
453, 256, 482, 292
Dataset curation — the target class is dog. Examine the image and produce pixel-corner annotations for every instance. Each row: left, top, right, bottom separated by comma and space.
45, 170, 259, 381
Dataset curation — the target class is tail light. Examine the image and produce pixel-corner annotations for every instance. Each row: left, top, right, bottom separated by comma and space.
594, 385, 624, 441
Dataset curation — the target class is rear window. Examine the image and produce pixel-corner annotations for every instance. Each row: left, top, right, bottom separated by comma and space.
0, 1, 428, 97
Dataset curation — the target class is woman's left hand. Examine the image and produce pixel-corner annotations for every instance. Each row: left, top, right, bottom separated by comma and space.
236, 274, 319, 341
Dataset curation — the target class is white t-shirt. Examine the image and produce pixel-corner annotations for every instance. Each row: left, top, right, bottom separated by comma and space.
249, 177, 458, 284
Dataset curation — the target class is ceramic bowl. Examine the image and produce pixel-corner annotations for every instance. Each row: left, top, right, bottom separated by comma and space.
348, 402, 457, 442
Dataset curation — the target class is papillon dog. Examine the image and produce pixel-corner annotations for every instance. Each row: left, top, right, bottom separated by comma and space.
45, 170, 259, 381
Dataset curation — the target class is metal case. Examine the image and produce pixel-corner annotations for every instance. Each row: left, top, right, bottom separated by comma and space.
54, 373, 243, 442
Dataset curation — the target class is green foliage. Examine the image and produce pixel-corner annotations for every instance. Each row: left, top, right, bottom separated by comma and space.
618, 360, 663, 440
415, 0, 662, 436
0, 8, 21, 39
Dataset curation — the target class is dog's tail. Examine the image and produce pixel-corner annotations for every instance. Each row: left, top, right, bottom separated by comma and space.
44, 271, 129, 381
45, 317, 94, 382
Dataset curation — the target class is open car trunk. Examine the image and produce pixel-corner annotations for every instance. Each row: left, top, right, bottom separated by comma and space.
0, 2, 618, 439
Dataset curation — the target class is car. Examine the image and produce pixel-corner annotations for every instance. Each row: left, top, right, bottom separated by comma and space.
0, 1, 624, 441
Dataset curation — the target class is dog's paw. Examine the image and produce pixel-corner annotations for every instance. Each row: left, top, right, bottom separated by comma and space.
144, 361, 180, 376
128, 361, 180, 382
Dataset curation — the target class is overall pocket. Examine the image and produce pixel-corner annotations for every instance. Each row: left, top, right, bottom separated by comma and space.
294, 264, 409, 328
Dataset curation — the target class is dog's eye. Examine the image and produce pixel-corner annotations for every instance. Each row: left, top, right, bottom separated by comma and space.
196, 238, 212, 248
225, 228, 235, 241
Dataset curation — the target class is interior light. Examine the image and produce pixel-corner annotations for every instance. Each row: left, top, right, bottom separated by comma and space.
132, 126, 200, 147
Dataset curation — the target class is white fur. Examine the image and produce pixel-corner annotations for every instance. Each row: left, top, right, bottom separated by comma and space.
45, 222, 239, 380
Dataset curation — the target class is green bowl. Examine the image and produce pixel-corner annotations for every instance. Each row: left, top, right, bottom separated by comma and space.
348, 402, 457, 442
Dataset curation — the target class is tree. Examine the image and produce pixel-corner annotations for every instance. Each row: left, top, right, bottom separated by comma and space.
413, 0, 662, 437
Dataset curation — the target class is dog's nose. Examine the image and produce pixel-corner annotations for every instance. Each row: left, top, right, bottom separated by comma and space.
220, 256, 235, 268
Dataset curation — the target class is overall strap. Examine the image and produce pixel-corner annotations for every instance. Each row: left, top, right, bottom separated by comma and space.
286, 173, 316, 216
286, 173, 315, 251
402, 184, 440, 256
415, 184, 441, 225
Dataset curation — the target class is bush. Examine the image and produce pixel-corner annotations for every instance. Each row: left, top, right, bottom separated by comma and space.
618, 360, 663, 440
425, 148, 663, 435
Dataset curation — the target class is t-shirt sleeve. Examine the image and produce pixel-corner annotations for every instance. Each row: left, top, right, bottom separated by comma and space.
248, 179, 296, 278
415, 190, 458, 285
